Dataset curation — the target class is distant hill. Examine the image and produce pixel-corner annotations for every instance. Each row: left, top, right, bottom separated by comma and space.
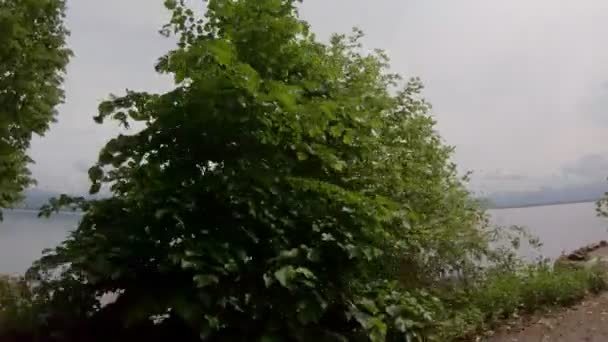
486, 181, 608, 209
14, 188, 106, 211
16, 189, 62, 210
15, 183, 608, 211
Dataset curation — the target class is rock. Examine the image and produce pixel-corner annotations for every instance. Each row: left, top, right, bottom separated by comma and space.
601, 240, 608, 247
568, 252, 587, 261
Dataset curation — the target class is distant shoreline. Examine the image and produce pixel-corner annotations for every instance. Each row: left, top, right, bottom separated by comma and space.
9, 200, 602, 213
3, 208, 82, 216
490, 198, 600, 210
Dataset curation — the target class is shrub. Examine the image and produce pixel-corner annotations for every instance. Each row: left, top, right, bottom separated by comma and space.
29, 0, 492, 340
0, 275, 35, 336
437, 265, 607, 340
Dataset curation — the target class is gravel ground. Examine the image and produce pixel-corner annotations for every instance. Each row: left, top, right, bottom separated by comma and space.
485, 246, 608, 342
485, 292, 608, 341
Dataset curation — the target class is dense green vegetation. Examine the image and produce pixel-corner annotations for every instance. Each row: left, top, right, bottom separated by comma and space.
32, 0, 496, 339
440, 265, 606, 339
0, 0, 605, 341
0, 0, 71, 213
0, 262, 604, 340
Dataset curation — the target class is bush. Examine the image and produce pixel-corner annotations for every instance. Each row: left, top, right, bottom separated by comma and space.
2, 266, 603, 341
480, 265, 606, 313
30, 0, 492, 340
0, 276, 35, 336
437, 265, 607, 340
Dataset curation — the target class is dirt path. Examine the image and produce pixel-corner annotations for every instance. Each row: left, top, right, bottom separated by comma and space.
485, 292, 608, 341
485, 246, 608, 342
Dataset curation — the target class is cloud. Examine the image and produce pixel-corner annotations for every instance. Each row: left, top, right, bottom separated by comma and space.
482, 153, 608, 206
23, 0, 608, 194
562, 154, 608, 184
27, 0, 175, 193
301, 0, 608, 193
473, 152, 608, 194
481, 170, 528, 182
579, 82, 608, 127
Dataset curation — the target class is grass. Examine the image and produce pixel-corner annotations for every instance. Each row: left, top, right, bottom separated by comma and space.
0, 264, 604, 341
437, 264, 608, 340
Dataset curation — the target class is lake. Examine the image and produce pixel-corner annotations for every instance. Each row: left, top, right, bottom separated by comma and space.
0, 210, 80, 275
490, 201, 608, 261
0, 202, 607, 274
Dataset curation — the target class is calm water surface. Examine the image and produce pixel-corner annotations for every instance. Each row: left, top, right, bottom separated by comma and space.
0, 210, 79, 275
0, 202, 606, 274
490, 202, 608, 260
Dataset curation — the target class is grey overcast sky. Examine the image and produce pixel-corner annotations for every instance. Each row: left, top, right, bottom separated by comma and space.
28, 0, 608, 194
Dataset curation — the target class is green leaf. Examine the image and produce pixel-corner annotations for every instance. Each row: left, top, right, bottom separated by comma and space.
294, 267, 316, 280
296, 299, 323, 324
259, 335, 279, 342
236, 63, 261, 93
385, 304, 401, 317
263, 273, 274, 287
88, 166, 103, 182
194, 274, 219, 288
274, 266, 295, 288
164, 0, 177, 10
359, 298, 379, 314
368, 319, 387, 342
330, 124, 344, 138
181, 259, 196, 269
268, 83, 298, 111
206, 40, 233, 66
331, 159, 347, 171
278, 248, 299, 260
89, 182, 101, 194
296, 151, 308, 161
342, 130, 354, 145
394, 316, 414, 333
155, 208, 170, 219
306, 248, 321, 262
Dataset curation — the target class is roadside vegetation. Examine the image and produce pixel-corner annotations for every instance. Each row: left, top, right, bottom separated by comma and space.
0, 261, 604, 340
0, 0, 606, 341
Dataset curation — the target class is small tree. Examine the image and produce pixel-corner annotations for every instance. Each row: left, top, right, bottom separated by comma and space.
597, 187, 608, 218
0, 0, 71, 211
32, 0, 488, 340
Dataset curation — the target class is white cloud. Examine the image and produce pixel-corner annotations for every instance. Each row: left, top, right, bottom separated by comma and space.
27, 0, 608, 194
302, 0, 608, 184
28, 0, 176, 193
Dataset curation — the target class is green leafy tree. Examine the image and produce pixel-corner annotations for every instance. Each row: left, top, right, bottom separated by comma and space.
31, 0, 490, 340
0, 0, 71, 211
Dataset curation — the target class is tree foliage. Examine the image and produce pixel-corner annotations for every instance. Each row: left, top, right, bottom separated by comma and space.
597, 191, 608, 218
30, 0, 493, 340
0, 0, 71, 211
